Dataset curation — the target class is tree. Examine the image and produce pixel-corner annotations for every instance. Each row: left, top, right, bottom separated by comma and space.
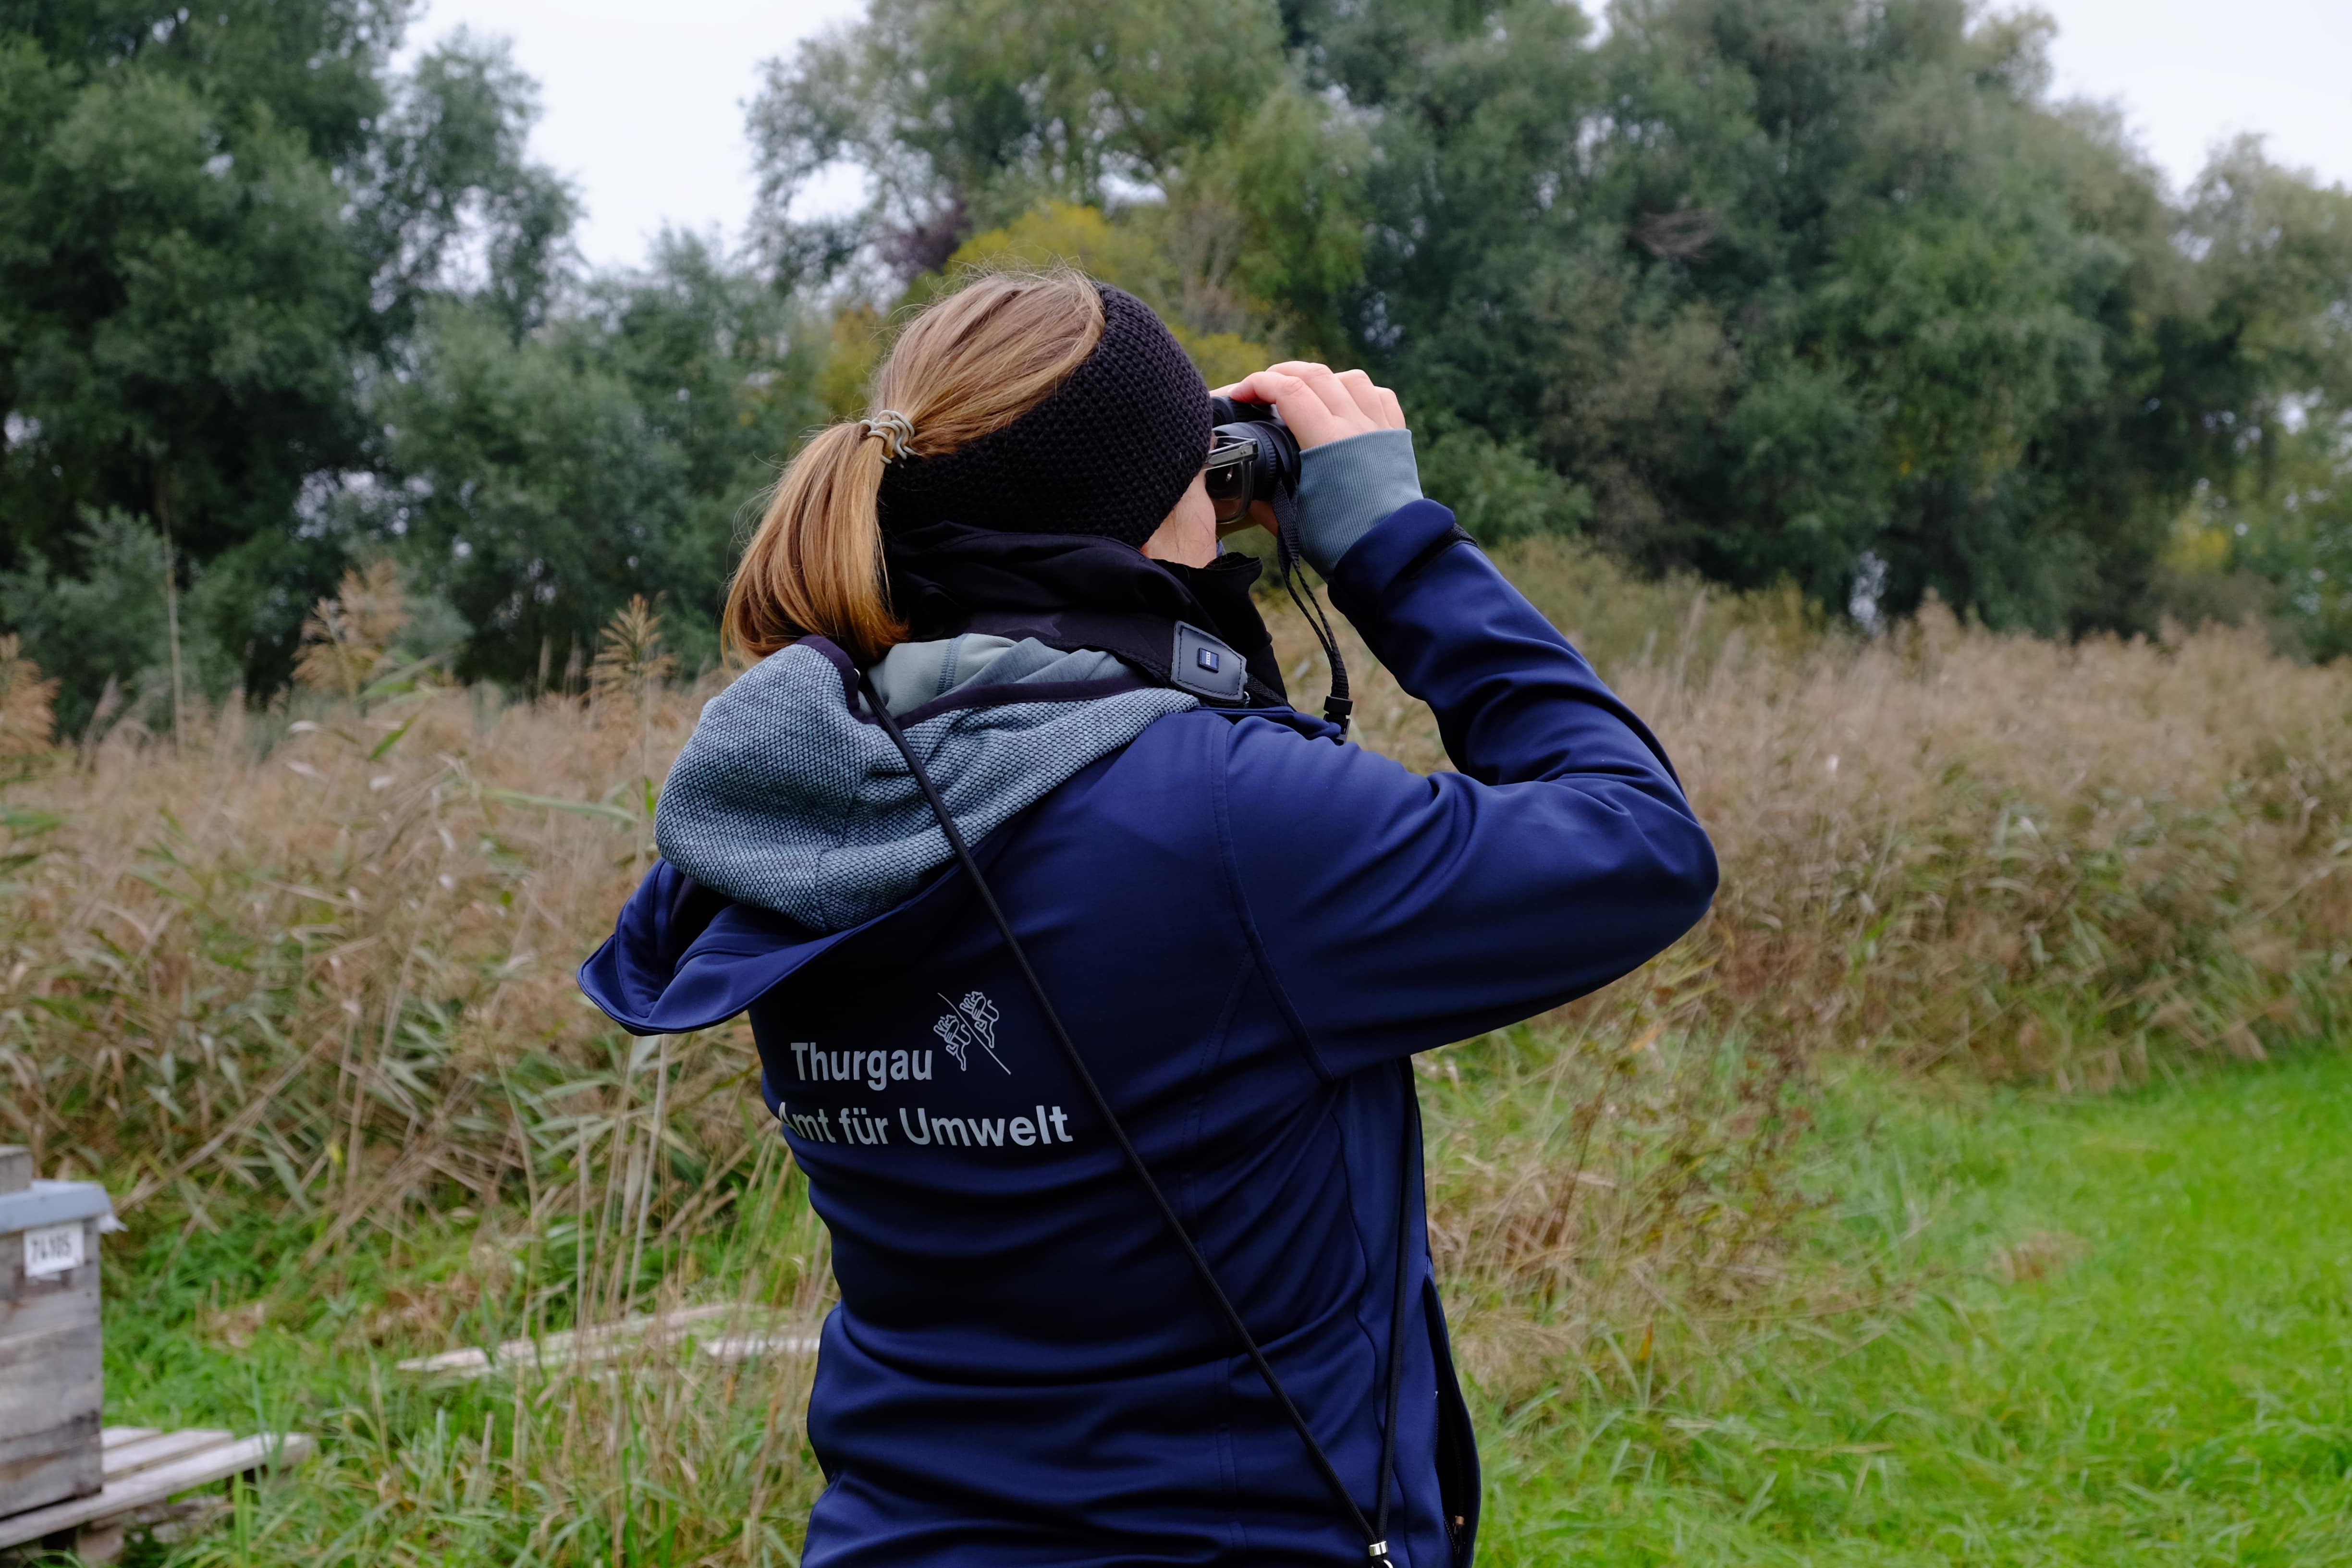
12, 0, 2349, 695
750, 0, 1281, 261
747, 0, 1365, 349
1301, 0, 2180, 627
2164, 142, 2352, 655
0, 2, 570, 711
365, 234, 829, 685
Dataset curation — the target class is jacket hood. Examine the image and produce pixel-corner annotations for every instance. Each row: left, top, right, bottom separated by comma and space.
650, 634, 1197, 936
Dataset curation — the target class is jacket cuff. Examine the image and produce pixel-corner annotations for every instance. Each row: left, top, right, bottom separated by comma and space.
1294, 429, 1423, 576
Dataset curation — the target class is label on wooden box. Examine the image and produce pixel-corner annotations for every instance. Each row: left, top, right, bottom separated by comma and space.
25, 1220, 85, 1278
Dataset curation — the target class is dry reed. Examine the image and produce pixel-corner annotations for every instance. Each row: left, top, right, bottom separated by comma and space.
3, 541, 2348, 1549
1294, 541, 2352, 1091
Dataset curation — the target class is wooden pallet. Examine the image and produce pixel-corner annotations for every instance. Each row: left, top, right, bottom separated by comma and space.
0, 1426, 314, 1563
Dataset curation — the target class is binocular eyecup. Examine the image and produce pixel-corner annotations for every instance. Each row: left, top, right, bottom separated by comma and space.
1205, 396, 1301, 523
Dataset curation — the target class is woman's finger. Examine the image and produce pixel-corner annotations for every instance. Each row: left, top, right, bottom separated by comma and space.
1267, 361, 1369, 427
1215, 370, 1353, 448
1336, 369, 1404, 429
1219, 366, 1404, 429
1214, 366, 1403, 446
1214, 370, 1297, 408
1213, 367, 1333, 406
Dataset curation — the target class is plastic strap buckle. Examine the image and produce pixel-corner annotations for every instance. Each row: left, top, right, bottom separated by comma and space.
1170, 621, 1249, 703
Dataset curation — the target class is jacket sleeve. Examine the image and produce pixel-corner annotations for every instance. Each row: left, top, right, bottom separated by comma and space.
1221, 500, 1717, 1077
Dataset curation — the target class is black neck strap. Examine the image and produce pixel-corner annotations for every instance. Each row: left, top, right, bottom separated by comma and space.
1272, 489, 1354, 735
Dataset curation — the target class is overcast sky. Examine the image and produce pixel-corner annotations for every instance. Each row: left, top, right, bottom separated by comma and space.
402, 0, 2352, 273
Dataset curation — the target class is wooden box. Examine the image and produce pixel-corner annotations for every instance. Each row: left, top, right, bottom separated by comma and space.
0, 1147, 110, 1519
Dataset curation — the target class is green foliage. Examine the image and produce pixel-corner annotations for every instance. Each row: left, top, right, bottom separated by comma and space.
1318, 1, 2119, 625
1328, 0, 2352, 636
748, 0, 1286, 257
1173, 81, 1371, 355
760, 0, 2352, 640
1418, 425, 1593, 544
2217, 423, 2352, 659
748, 0, 1363, 344
10, 0, 2352, 702
367, 234, 829, 685
0, 5, 844, 707
363, 34, 576, 341
2154, 145, 2352, 656
0, 509, 220, 735
0, 1, 573, 706
929, 202, 1185, 316
924, 202, 1282, 384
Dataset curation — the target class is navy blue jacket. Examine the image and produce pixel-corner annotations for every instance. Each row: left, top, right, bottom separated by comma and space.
581, 501, 1717, 1565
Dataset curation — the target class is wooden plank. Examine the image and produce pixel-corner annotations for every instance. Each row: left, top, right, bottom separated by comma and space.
695, 1333, 821, 1363
0, 1274, 100, 1343
0, 1319, 101, 1386
0, 1433, 313, 1551
0, 1416, 101, 1520
405, 1332, 637, 1381
0, 1316, 101, 1407
406, 1325, 820, 1383
98, 1430, 162, 1451
0, 1148, 27, 1195
100, 1430, 234, 1480
396, 1302, 760, 1378
0, 1272, 101, 1518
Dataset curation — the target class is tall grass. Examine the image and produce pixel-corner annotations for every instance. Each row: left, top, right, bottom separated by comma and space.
1311, 539, 2352, 1088
3, 541, 2348, 1562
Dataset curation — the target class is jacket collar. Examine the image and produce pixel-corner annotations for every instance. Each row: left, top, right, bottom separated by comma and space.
884, 521, 1288, 705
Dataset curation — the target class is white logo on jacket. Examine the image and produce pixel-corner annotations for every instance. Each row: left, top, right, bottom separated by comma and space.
933, 990, 1007, 1074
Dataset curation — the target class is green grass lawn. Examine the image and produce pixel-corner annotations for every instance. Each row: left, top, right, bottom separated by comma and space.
1483, 1052, 2352, 1565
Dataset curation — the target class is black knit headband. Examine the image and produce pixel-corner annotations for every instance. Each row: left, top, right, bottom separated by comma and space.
875, 285, 1213, 549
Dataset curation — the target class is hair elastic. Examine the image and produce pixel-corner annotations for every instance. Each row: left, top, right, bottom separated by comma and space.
863, 410, 916, 463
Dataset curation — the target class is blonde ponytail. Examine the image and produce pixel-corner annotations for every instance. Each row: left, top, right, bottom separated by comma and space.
725, 420, 897, 663
725, 272, 1107, 666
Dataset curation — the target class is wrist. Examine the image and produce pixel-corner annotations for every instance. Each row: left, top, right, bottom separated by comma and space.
1294, 429, 1422, 576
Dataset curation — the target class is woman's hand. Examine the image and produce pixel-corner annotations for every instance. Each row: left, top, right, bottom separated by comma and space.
1212, 362, 1407, 449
